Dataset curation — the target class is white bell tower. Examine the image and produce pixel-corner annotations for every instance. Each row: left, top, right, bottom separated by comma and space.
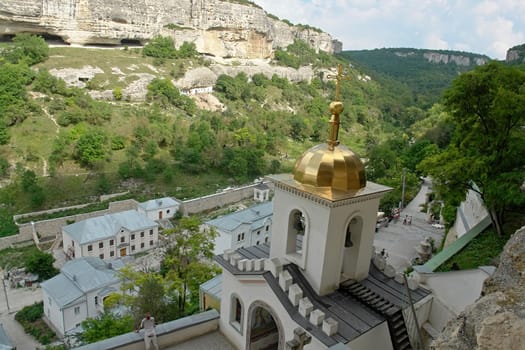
268, 65, 391, 295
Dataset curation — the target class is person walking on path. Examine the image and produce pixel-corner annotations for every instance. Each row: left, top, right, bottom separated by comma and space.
135, 312, 159, 350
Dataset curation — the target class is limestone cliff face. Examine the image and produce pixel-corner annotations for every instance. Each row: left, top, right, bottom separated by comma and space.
505, 44, 525, 64
431, 226, 525, 350
0, 0, 335, 58
423, 52, 488, 66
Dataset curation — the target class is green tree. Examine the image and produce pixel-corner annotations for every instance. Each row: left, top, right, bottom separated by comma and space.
162, 217, 220, 316
142, 36, 176, 59
80, 313, 134, 344
3, 34, 49, 65
24, 250, 58, 281
177, 41, 198, 58
420, 62, 525, 235
75, 130, 108, 167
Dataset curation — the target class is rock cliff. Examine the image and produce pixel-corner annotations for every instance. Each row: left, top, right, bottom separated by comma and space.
506, 43, 525, 64
431, 226, 525, 350
0, 0, 336, 59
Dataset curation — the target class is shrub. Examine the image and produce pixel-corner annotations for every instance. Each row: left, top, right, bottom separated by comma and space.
113, 86, 123, 100
15, 302, 57, 345
143, 36, 176, 59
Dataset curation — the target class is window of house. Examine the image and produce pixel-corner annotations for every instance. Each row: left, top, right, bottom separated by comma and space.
131, 234, 135, 240
109, 239, 114, 246
150, 229, 153, 235
131, 245, 135, 251
150, 240, 154, 246
87, 245, 93, 252
120, 236, 125, 243
74, 306, 80, 315
257, 231, 260, 235
72, 241, 75, 246
141, 243, 145, 248
256, 241, 260, 245
140, 231, 144, 238
167, 209, 170, 214
265, 236, 269, 243
94, 296, 98, 305
99, 242, 103, 249
230, 295, 243, 334
99, 254, 104, 259
241, 233, 245, 240
110, 251, 115, 257
265, 225, 269, 231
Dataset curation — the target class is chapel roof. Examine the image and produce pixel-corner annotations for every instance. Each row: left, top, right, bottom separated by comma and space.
215, 244, 430, 346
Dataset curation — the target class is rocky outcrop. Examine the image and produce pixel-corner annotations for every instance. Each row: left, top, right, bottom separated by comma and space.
431, 226, 525, 350
506, 44, 525, 64
423, 52, 487, 66
0, 0, 336, 59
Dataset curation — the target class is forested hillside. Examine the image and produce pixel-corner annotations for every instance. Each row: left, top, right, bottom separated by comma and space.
0, 34, 522, 239
339, 48, 491, 108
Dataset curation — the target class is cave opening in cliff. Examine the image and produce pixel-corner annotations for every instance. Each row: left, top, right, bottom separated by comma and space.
40, 33, 69, 45
120, 39, 142, 47
0, 32, 69, 45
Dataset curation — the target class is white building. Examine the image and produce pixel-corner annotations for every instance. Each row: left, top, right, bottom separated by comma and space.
41, 257, 120, 337
205, 202, 273, 255
137, 197, 180, 221
253, 183, 270, 202
214, 99, 432, 350
62, 210, 159, 260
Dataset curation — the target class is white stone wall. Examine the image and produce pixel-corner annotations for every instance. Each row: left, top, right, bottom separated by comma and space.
43, 289, 68, 336
219, 270, 325, 350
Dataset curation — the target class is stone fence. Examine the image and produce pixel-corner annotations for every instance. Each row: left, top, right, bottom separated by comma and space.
180, 181, 273, 216
0, 182, 273, 250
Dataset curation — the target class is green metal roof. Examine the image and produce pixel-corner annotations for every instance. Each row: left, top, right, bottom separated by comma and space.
419, 215, 492, 272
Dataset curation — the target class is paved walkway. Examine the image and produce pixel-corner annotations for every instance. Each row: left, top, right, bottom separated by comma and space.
164, 330, 236, 350
373, 178, 445, 273
0, 278, 43, 350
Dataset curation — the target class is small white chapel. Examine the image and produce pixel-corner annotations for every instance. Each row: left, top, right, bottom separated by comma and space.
215, 66, 431, 350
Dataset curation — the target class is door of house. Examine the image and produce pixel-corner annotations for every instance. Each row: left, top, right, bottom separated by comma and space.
120, 248, 127, 257
159, 211, 163, 219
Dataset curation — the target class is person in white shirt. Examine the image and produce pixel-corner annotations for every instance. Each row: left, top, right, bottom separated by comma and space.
135, 312, 159, 350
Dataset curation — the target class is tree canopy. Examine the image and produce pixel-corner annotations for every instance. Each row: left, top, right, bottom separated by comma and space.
420, 62, 525, 235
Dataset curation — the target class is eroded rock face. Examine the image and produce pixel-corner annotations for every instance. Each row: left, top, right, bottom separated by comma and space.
431, 226, 525, 350
0, 0, 335, 58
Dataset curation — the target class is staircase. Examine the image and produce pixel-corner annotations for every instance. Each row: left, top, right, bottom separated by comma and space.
339, 280, 412, 350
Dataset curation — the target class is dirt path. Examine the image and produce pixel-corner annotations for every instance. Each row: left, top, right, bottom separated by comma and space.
0, 277, 43, 349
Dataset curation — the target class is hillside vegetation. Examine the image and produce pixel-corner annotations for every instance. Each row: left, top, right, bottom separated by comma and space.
339, 48, 491, 108
2, 34, 521, 238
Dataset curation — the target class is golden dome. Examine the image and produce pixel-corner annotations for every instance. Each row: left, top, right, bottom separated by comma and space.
293, 143, 366, 192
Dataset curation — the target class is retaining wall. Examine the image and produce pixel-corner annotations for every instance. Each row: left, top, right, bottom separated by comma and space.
180, 182, 273, 215
13, 199, 138, 245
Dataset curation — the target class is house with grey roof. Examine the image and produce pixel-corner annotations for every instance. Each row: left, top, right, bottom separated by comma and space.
62, 210, 159, 261
41, 257, 120, 337
205, 201, 273, 255
138, 197, 180, 221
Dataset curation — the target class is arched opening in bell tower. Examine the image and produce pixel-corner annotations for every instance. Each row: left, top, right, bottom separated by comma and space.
341, 216, 363, 278
286, 209, 307, 256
